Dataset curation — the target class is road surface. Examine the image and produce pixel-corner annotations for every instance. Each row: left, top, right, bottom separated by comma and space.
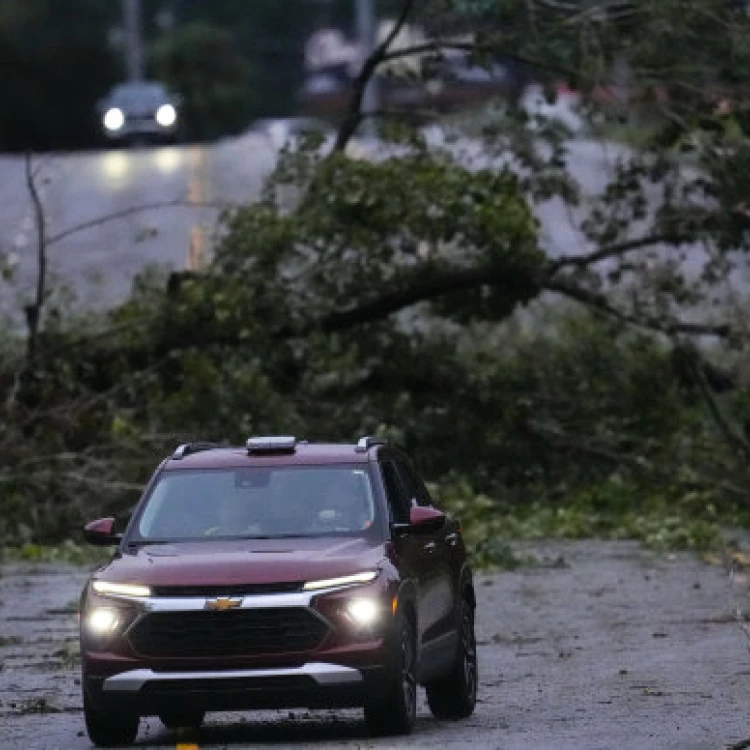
1, 540, 750, 749
0, 123, 639, 314
0, 134, 276, 319
0, 121, 741, 332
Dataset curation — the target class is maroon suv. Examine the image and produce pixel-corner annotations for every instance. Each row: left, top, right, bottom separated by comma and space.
79, 436, 477, 746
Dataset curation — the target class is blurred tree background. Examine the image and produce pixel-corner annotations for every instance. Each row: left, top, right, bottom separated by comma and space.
0, 0, 405, 151
0, 0, 119, 150
4, 0, 750, 564
151, 23, 254, 141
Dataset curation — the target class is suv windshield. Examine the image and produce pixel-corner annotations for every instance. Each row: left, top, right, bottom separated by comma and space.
110, 83, 168, 107
131, 465, 377, 542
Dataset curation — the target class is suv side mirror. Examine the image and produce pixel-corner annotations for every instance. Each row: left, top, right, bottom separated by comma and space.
83, 517, 122, 546
392, 506, 446, 536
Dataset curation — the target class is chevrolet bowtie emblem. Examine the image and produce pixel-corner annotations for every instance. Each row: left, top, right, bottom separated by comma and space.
204, 597, 242, 611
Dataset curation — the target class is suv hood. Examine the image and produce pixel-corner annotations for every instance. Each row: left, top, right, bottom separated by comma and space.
96, 537, 386, 589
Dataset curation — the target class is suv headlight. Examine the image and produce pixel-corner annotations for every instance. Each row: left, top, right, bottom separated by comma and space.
345, 598, 380, 627
85, 607, 120, 635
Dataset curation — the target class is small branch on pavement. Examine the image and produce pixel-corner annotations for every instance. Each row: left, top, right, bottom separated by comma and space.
24, 152, 47, 361
47, 199, 232, 248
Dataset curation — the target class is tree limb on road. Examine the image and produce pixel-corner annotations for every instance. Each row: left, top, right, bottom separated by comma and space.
320, 263, 516, 331
1, 254, 731, 378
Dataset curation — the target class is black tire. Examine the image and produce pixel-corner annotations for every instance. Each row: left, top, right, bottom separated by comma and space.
159, 709, 206, 730
426, 598, 478, 720
364, 612, 417, 736
83, 691, 139, 747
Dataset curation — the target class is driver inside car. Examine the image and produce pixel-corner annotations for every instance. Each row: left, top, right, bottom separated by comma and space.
314, 474, 372, 531
204, 493, 261, 537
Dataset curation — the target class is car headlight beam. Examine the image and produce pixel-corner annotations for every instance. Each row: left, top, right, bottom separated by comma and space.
156, 104, 177, 128
92, 581, 151, 598
103, 108, 125, 132
346, 598, 379, 627
303, 571, 378, 591
86, 607, 120, 634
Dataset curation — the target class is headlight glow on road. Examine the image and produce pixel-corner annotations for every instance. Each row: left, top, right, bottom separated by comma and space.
85, 608, 119, 634
154, 147, 181, 174
103, 152, 129, 181
103, 108, 125, 132
156, 104, 177, 128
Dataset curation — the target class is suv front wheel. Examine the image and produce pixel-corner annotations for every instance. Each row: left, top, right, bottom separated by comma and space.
83, 692, 139, 747
426, 598, 477, 720
364, 612, 417, 736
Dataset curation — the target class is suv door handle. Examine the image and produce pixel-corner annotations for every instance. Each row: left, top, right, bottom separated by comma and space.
423, 542, 437, 553
445, 532, 458, 546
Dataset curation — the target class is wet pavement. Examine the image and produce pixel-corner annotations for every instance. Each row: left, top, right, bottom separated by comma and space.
0, 134, 651, 320
1, 540, 749, 749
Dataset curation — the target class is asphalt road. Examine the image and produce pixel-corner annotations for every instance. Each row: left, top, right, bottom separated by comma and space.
2, 540, 750, 750
0, 126, 640, 317
0, 134, 276, 319
0, 121, 739, 334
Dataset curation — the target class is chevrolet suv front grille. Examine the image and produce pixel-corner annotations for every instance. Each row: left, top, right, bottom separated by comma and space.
150, 582, 302, 597
128, 608, 328, 658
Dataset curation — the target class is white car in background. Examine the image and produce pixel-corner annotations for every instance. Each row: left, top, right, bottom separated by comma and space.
98, 82, 181, 146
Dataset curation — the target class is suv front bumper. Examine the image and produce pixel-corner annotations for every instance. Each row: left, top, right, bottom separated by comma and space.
85, 661, 389, 714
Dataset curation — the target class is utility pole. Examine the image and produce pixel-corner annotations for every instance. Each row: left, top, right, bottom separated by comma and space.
356, 0, 379, 139
123, 0, 145, 83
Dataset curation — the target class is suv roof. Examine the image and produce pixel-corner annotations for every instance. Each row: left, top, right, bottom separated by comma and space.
162, 436, 388, 471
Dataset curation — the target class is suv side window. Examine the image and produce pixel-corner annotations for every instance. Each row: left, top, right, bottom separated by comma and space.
380, 461, 411, 523
394, 459, 434, 508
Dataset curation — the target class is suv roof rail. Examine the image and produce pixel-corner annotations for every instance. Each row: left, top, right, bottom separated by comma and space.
355, 436, 388, 453
171, 442, 226, 460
